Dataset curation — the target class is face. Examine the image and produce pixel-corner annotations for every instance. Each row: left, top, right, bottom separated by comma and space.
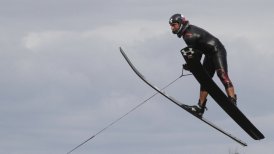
170, 23, 180, 34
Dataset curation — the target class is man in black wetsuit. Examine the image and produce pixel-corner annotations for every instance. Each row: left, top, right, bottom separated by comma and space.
169, 13, 237, 116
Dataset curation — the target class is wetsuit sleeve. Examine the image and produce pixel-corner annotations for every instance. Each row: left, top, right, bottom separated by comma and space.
183, 35, 203, 60
183, 33, 197, 47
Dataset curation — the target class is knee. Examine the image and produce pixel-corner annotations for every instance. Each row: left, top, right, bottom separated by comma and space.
216, 69, 233, 88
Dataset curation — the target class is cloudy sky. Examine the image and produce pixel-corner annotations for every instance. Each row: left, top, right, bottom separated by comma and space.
1, 0, 274, 154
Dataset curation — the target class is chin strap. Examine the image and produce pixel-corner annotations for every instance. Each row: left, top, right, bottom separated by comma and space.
177, 21, 190, 38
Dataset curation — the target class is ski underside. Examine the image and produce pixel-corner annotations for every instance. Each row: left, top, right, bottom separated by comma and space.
119, 47, 247, 146
181, 47, 264, 140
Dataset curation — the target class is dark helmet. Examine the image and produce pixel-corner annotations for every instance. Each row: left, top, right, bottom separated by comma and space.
169, 14, 189, 35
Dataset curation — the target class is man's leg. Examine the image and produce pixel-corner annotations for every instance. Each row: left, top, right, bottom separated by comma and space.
199, 55, 215, 107
213, 48, 237, 105
199, 90, 208, 106
187, 56, 214, 116
216, 69, 237, 105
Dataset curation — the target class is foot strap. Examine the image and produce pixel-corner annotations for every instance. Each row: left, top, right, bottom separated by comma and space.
228, 94, 237, 106
198, 99, 208, 111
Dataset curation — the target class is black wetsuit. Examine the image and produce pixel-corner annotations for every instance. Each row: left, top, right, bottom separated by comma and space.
179, 24, 233, 89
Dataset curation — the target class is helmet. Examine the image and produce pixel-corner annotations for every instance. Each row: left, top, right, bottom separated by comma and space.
169, 14, 189, 35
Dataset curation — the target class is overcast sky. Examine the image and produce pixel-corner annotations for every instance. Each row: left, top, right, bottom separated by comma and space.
1, 0, 274, 154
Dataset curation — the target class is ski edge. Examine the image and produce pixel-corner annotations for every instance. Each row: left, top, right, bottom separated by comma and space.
119, 47, 247, 147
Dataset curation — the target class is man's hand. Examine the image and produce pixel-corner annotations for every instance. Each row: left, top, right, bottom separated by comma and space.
183, 63, 190, 71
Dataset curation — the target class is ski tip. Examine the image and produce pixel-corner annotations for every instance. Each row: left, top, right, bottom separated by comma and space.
255, 134, 265, 140
119, 47, 125, 54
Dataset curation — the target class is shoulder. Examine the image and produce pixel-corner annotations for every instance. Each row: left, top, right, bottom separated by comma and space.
183, 25, 201, 41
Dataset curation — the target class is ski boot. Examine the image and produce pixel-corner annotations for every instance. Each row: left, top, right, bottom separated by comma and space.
188, 99, 207, 117
228, 94, 237, 106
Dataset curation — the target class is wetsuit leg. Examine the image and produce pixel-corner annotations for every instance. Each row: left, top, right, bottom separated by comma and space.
212, 50, 234, 89
201, 55, 215, 91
